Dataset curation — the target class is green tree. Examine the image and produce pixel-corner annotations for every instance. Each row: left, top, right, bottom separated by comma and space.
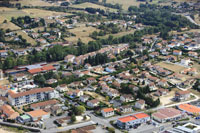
71, 114, 76, 123
75, 106, 86, 115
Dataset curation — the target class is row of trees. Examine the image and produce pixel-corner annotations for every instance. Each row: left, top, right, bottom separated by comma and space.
11, 16, 45, 29
84, 53, 109, 66
85, 7, 105, 15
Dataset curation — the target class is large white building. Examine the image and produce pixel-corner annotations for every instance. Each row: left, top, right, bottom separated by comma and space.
8, 87, 59, 106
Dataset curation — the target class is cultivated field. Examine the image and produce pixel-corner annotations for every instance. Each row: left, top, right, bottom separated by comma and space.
10, 0, 56, 7
70, 2, 117, 12
0, 8, 72, 20
156, 61, 186, 73
15, 31, 37, 45
66, 24, 99, 43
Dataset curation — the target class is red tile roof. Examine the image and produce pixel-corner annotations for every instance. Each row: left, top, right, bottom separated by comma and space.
9, 87, 54, 98
134, 113, 149, 119
102, 108, 114, 113
118, 116, 136, 123
28, 68, 42, 74
178, 104, 200, 114
27, 109, 49, 118
42, 65, 56, 71
28, 65, 56, 74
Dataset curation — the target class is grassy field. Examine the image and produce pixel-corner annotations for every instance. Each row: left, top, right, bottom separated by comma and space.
10, 0, 56, 7
70, 2, 117, 12
22, 9, 72, 18
0, 7, 72, 20
156, 61, 186, 73
194, 14, 200, 25
0, 16, 21, 31
102, 0, 144, 10
65, 24, 99, 43
85, 91, 110, 105
100, 29, 135, 39
15, 31, 37, 45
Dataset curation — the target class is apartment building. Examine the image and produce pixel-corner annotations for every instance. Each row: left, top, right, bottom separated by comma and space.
8, 87, 58, 106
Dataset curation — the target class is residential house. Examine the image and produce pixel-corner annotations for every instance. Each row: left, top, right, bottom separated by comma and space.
101, 108, 114, 117
166, 55, 177, 62
149, 52, 159, 58
158, 79, 168, 87
86, 77, 97, 84
44, 105, 63, 116
56, 84, 68, 92
0, 104, 19, 120
120, 94, 134, 103
181, 58, 192, 66
30, 99, 59, 110
154, 88, 169, 97
155, 43, 162, 49
84, 63, 92, 70
149, 82, 157, 91
135, 100, 145, 109
107, 89, 119, 98
175, 91, 190, 101
13, 73, 28, 81
64, 55, 76, 63
79, 95, 90, 103
73, 90, 83, 97
55, 116, 71, 127
26, 109, 50, 122
120, 105, 133, 113
46, 79, 57, 85
31, 33, 39, 39
173, 50, 182, 56
188, 51, 198, 58
87, 99, 99, 108
0, 50, 8, 58
105, 67, 116, 73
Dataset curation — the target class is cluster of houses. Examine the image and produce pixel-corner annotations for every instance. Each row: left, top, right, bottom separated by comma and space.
64, 44, 129, 65
116, 101, 200, 130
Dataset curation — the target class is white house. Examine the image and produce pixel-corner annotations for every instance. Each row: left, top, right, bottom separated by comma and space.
120, 94, 134, 103
79, 95, 90, 103
135, 99, 145, 109
56, 84, 68, 92
105, 67, 116, 73
87, 99, 99, 108
107, 89, 119, 98
181, 58, 192, 66
64, 55, 76, 63
101, 108, 114, 117
173, 50, 182, 56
